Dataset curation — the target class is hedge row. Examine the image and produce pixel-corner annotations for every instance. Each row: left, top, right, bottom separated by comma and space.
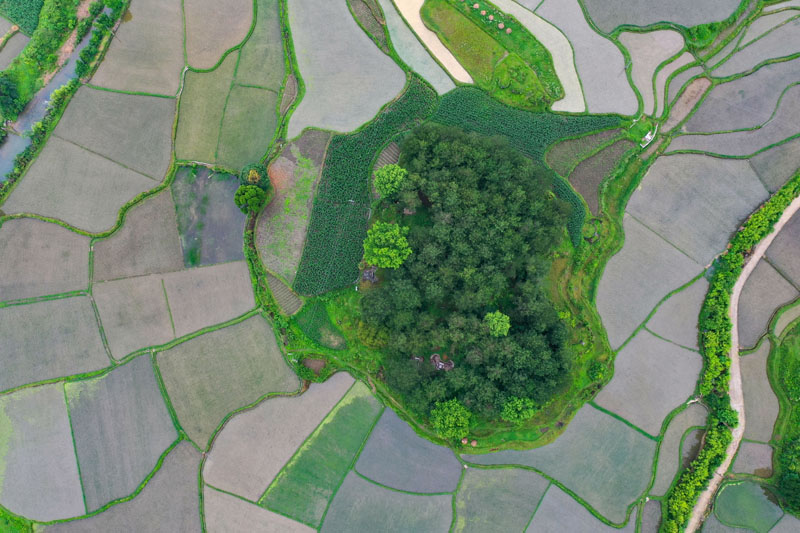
293, 75, 439, 295
661, 172, 800, 533
430, 87, 622, 247
0, 0, 78, 116
0, 78, 78, 201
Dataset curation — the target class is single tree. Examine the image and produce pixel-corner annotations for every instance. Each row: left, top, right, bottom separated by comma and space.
363, 222, 412, 268
430, 399, 471, 440
484, 311, 511, 337
501, 397, 537, 424
374, 164, 407, 198
234, 185, 270, 214
0, 73, 21, 118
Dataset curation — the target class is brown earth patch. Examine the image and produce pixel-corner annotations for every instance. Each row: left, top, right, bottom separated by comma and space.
664, 77, 712, 132
302, 358, 327, 376
568, 139, 634, 215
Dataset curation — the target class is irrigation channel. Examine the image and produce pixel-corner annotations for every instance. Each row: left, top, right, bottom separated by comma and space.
687, 195, 800, 532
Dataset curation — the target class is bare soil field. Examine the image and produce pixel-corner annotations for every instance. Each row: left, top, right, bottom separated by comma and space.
537, 0, 637, 115
0, 31, 28, 70
650, 402, 708, 496
596, 215, 703, 349
740, 341, 780, 442
43, 442, 201, 532
93, 189, 184, 282
285, 0, 405, 138
93, 274, 174, 359
156, 315, 299, 446
320, 471, 453, 532
545, 129, 620, 177
267, 273, 303, 315
204, 485, 314, 533
687, 57, 800, 133
626, 154, 769, 265
527, 484, 637, 531
1, 137, 156, 233
738, 261, 798, 349
618, 30, 685, 116
655, 52, 695, 117
66, 356, 177, 511
733, 442, 773, 477
713, 17, 800, 77
750, 137, 800, 192
0, 296, 108, 391
91, 0, 184, 95
765, 210, 800, 286
582, 0, 742, 34
203, 372, 354, 500
464, 405, 656, 522
0, 384, 85, 521
647, 277, 709, 349
161, 260, 255, 338
454, 468, 548, 533
54, 86, 175, 179
183, 0, 252, 70
595, 329, 702, 435
0, 218, 89, 301
664, 76, 711, 132
356, 409, 462, 493
378, 0, 454, 94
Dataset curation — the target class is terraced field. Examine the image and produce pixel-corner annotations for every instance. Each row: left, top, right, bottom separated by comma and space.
2, 0, 800, 530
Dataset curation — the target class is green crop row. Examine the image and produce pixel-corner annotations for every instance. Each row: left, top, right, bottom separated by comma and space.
0, 0, 45, 34
661, 172, 800, 533
294, 300, 346, 350
292, 75, 439, 295
431, 87, 620, 247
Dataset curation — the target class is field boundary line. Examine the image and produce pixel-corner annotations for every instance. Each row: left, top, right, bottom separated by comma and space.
643, 326, 701, 353
161, 279, 177, 338
351, 467, 455, 497
523, 480, 552, 530
62, 382, 89, 515
686, 193, 800, 531
51, 133, 160, 182
36, 438, 183, 526
587, 401, 659, 441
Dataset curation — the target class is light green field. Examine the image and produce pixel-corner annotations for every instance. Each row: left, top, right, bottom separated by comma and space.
261, 381, 382, 527
175, 53, 237, 163
714, 481, 783, 533
216, 85, 279, 170
235, 0, 285, 90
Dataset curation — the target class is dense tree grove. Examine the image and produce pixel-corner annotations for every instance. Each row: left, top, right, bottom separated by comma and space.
361, 125, 571, 420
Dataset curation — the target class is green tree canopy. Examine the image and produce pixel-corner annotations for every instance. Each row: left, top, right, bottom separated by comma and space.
239, 162, 271, 191
501, 397, 537, 424
362, 125, 570, 418
374, 164, 407, 198
234, 185, 271, 214
430, 399, 471, 440
0, 73, 21, 118
484, 311, 511, 337
363, 221, 412, 268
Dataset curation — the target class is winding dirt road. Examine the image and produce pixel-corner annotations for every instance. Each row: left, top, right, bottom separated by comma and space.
686, 194, 800, 532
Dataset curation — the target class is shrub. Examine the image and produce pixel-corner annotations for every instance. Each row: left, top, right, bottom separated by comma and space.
363, 222, 412, 268
430, 398, 471, 440
501, 397, 536, 424
374, 163, 407, 198
484, 311, 510, 337
357, 320, 389, 348
234, 185, 270, 214
239, 162, 270, 190
0, 72, 22, 117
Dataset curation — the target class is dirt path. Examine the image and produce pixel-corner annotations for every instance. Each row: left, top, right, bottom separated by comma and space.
686, 194, 800, 532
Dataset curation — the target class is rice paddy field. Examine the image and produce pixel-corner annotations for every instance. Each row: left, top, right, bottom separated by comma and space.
3, 0, 800, 529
